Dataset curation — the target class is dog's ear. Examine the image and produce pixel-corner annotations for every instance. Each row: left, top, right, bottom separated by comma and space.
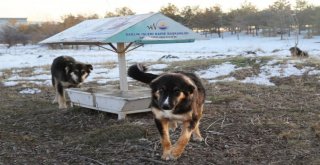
87, 64, 93, 70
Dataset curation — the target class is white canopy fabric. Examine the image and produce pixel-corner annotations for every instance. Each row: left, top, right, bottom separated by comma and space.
39, 12, 202, 45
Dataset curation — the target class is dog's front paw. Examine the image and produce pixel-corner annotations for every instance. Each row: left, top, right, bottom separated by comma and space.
161, 153, 171, 161
161, 149, 175, 161
192, 136, 204, 142
161, 153, 177, 161
170, 148, 183, 160
59, 104, 68, 109
52, 96, 58, 104
161, 148, 182, 160
52, 99, 57, 104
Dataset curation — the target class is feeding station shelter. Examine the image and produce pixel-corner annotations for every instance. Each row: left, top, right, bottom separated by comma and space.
40, 12, 202, 119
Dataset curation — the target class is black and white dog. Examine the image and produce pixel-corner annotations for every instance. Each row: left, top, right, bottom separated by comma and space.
51, 56, 93, 109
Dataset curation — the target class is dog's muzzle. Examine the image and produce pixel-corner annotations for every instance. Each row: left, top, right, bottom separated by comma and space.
161, 103, 171, 110
160, 96, 172, 110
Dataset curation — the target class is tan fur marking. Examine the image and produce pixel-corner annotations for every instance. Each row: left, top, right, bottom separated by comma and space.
170, 92, 186, 110
176, 92, 186, 103
192, 104, 204, 141
160, 119, 172, 160
169, 121, 178, 131
152, 107, 192, 121
192, 122, 203, 141
81, 72, 88, 81
170, 121, 193, 159
154, 90, 160, 100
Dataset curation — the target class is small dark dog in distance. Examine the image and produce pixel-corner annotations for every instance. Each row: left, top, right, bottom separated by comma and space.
51, 56, 93, 109
128, 63, 206, 160
289, 47, 308, 58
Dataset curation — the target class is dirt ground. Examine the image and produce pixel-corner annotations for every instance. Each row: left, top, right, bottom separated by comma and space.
1, 74, 320, 164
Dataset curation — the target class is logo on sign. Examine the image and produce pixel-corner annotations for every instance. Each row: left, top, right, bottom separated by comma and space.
157, 20, 168, 30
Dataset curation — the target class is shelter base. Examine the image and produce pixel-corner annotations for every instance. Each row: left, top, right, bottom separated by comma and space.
66, 85, 151, 120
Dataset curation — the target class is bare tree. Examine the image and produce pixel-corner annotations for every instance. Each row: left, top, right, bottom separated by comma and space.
310, 7, 320, 35
0, 25, 20, 48
295, 0, 312, 34
227, 2, 258, 39
105, 7, 135, 17
268, 0, 292, 40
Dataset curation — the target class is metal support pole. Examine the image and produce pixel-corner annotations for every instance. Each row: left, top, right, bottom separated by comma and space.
117, 43, 128, 91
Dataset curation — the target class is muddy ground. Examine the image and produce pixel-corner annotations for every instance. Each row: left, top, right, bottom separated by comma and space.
1, 74, 320, 164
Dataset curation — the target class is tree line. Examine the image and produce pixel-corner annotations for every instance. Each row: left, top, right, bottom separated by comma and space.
160, 0, 320, 39
0, 0, 319, 47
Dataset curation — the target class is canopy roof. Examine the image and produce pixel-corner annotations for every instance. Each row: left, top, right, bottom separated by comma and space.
39, 12, 202, 45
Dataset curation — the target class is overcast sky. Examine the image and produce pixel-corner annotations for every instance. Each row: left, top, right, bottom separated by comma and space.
1, 0, 319, 22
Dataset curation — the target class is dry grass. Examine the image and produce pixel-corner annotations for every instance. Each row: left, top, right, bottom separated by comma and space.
166, 56, 273, 73
167, 58, 224, 72
1, 57, 320, 164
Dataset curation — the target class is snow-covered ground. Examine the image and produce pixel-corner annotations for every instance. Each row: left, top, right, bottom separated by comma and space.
1, 33, 320, 93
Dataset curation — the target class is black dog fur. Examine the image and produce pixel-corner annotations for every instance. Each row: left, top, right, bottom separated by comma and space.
128, 63, 206, 160
51, 56, 93, 109
289, 47, 308, 57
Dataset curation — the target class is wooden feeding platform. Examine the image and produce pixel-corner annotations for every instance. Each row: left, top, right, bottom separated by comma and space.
40, 12, 202, 119
66, 86, 151, 119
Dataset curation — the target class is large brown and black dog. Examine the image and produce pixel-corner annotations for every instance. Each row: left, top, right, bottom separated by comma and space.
51, 56, 93, 109
289, 47, 308, 58
128, 63, 205, 160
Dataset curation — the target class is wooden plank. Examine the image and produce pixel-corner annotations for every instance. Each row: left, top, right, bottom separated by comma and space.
117, 43, 128, 91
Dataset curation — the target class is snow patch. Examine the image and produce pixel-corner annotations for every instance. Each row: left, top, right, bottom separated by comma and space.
19, 88, 41, 94
150, 64, 168, 70
3, 81, 19, 86
196, 63, 236, 79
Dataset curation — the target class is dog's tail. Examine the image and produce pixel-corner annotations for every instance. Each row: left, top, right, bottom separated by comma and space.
128, 63, 158, 84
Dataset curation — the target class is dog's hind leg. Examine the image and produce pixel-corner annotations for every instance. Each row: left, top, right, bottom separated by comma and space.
52, 78, 58, 103
192, 121, 203, 142
52, 78, 59, 104
192, 105, 204, 141
52, 92, 58, 104
155, 118, 172, 160
57, 83, 67, 109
